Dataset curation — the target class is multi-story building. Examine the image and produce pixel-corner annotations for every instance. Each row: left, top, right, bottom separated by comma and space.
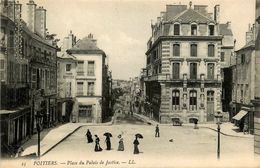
57, 31, 77, 122
253, 0, 260, 154
0, 0, 58, 157
144, 3, 224, 123
231, 25, 255, 133
65, 34, 111, 123
219, 22, 235, 116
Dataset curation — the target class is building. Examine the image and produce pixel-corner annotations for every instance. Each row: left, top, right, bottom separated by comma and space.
144, 3, 224, 123
65, 34, 111, 123
254, 0, 260, 155
231, 26, 255, 133
219, 22, 235, 117
0, 0, 58, 157
56, 31, 77, 123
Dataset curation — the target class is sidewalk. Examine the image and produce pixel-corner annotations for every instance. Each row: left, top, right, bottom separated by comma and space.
20, 121, 113, 157
133, 113, 253, 139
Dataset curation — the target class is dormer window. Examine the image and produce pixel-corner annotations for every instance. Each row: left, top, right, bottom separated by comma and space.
191, 24, 197, 35
174, 24, 180, 35
209, 25, 214, 35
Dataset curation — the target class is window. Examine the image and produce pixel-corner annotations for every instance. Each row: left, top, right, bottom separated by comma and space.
172, 63, 180, 79
207, 63, 215, 80
66, 64, 71, 71
158, 63, 162, 74
191, 24, 197, 35
9, 31, 14, 47
87, 82, 95, 96
209, 25, 214, 35
77, 61, 84, 75
190, 44, 197, 57
190, 63, 197, 79
77, 82, 84, 96
173, 44, 180, 56
174, 24, 180, 35
66, 82, 72, 97
208, 44, 215, 57
221, 52, 225, 62
0, 60, 4, 69
189, 90, 197, 110
87, 61, 95, 76
241, 54, 245, 64
172, 90, 180, 110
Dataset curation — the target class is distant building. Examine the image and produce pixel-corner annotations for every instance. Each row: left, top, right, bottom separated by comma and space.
143, 3, 225, 123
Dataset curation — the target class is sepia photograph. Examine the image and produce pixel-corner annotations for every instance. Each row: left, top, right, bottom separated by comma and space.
0, 0, 260, 167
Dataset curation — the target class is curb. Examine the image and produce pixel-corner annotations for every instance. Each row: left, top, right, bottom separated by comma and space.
182, 125, 252, 139
41, 125, 83, 156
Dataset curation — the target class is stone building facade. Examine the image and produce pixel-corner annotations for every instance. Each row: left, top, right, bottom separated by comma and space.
0, 0, 58, 157
144, 3, 224, 123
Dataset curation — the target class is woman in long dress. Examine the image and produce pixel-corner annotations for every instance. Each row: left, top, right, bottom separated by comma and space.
105, 136, 111, 150
86, 129, 93, 143
133, 136, 139, 154
117, 135, 124, 151
94, 135, 102, 152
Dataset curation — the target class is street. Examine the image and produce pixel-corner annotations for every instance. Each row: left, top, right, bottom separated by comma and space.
40, 123, 256, 167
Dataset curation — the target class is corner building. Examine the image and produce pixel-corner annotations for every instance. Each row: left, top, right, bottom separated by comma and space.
144, 4, 222, 123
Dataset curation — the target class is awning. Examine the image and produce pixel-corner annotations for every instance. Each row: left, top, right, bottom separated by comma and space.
232, 110, 248, 120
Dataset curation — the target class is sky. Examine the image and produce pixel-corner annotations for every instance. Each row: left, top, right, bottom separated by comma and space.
19, 0, 256, 80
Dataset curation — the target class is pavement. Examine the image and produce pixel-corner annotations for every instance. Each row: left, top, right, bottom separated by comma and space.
133, 113, 253, 139
20, 121, 113, 157
19, 113, 252, 158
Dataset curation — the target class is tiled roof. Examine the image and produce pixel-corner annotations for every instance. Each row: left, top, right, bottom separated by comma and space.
170, 9, 214, 23
219, 24, 233, 36
68, 36, 103, 54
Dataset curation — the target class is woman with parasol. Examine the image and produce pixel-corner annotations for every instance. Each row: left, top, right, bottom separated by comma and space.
133, 133, 143, 154
94, 135, 102, 152
104, 132, 112, 150
85, 129, 93, 143
117, 134, 124, 151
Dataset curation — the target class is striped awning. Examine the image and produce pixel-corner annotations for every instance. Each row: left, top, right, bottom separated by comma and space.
232, 110, 248, 120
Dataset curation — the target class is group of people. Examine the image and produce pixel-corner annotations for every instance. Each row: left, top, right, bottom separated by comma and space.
85, 125, 161, 154
85, 129, 126, 153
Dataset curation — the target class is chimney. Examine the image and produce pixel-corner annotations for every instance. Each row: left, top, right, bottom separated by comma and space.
245, 24, 254, 44
226, 21, 231, 29
157, 17, 161, 24
214, 5, 220, 23
194, 5, 208, 16
35, 6, 47, 38
26, 0, 37, 33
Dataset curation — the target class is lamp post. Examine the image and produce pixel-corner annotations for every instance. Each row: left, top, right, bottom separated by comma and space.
35, 112, 43, 158
215, 111, 223, 160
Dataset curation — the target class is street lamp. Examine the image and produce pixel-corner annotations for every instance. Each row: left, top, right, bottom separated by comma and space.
215, 111, 223, 160
35, 112, 43, 158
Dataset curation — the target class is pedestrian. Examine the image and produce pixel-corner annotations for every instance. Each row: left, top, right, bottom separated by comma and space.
105, 135, 111, 150
94, 135, 102, 152
243, 123, 249, 134
155, 124, 160, 137
86, 129, 93, 143
133, 136, 139, 154
194, 119, 198, 129
117, 134, 124, 151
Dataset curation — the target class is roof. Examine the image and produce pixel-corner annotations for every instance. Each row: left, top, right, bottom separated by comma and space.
57, 52, 77, 61
219, 24, 233, 36
67, 36, 105, 55
170, 8, 214, 24
236, 40, 255, 52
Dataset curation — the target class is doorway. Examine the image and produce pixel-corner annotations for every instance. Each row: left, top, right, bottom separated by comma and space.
207, 91, 215, 121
